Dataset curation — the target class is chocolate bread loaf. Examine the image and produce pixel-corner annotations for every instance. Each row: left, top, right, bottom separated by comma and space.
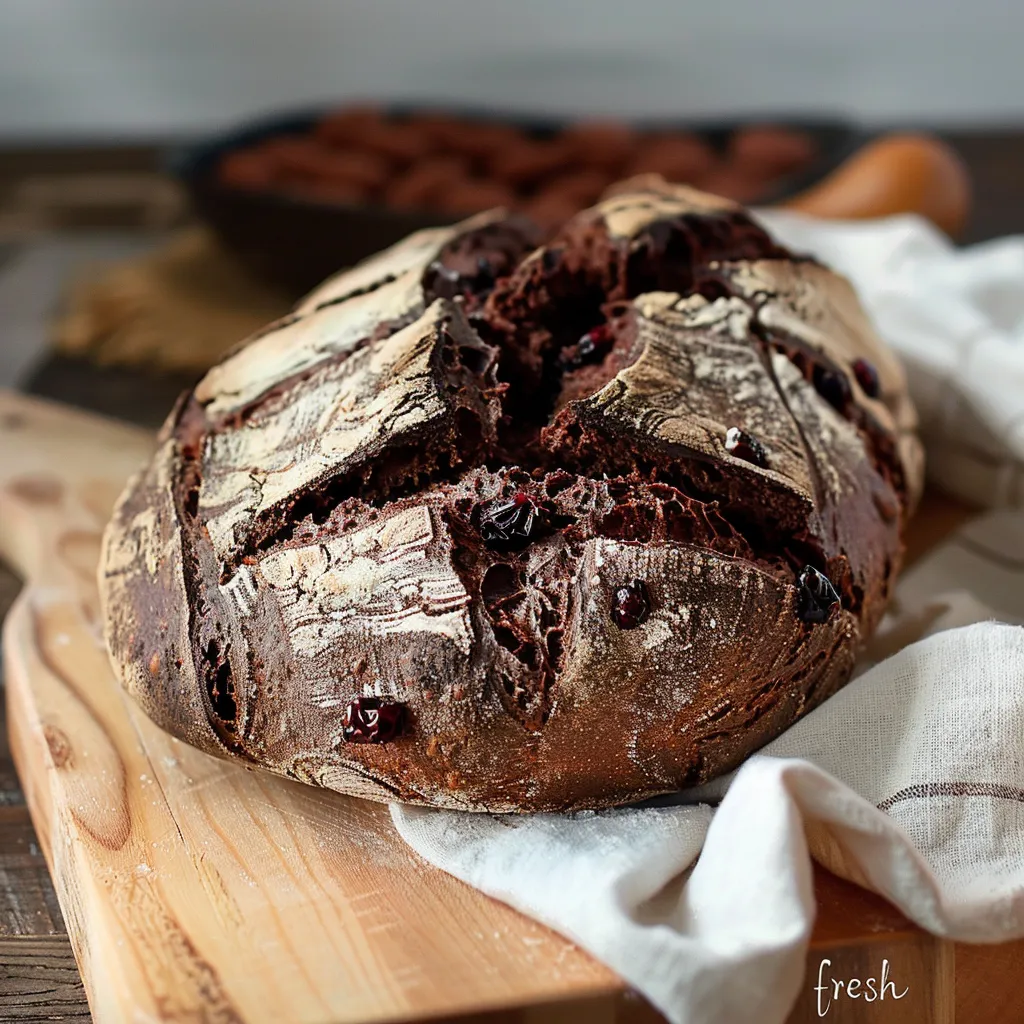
100, 179, 922, 812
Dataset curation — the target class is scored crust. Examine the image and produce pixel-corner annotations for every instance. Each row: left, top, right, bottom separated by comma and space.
100, 180, 923, 812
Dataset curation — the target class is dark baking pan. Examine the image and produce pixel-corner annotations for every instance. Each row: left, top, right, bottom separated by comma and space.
170, 105, 869, 296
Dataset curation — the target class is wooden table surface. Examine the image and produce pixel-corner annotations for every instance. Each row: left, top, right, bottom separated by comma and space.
1, 129, 1023, 1022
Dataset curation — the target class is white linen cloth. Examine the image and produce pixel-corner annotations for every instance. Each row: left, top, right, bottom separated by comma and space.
392, 215, 1024, 1024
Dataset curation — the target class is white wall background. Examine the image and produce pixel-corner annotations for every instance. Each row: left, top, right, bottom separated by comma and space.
2, 0, 1022, 138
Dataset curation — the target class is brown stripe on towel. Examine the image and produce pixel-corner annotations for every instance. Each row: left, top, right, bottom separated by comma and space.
878, 782, 1024, 812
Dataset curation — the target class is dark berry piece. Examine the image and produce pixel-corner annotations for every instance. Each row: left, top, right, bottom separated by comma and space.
813, 365, 852, 411
644, 219, 675, 256
853, 358, 880, 398
541, 248, 562, 272
478, 491, 542, 548
342, 696, 406, 744
424, 258, 497, 301
424, 260, 464, 299
579, 322, 611, 355
724, 426, 768, 467
611, 580, 651, 629
474, 256, 496, 290
559, 323, 612, 369
796, 566, 841, 623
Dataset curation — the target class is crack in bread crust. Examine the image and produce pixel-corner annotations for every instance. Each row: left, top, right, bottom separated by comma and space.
100, 178, 923, 812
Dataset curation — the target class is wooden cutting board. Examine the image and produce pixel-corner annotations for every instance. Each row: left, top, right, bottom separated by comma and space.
0, 388, 957, 1024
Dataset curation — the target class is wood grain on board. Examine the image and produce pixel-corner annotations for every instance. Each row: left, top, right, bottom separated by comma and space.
0, 387, 979, 1023
0, 935, 91, 1022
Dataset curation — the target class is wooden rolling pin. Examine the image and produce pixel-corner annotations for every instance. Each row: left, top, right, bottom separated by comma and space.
779, 132, 971, 238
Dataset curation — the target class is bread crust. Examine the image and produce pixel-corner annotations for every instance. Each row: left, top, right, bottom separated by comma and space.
100, 182, 922, 812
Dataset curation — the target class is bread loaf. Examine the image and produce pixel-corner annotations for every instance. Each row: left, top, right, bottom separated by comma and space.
101, 179, 922, 812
